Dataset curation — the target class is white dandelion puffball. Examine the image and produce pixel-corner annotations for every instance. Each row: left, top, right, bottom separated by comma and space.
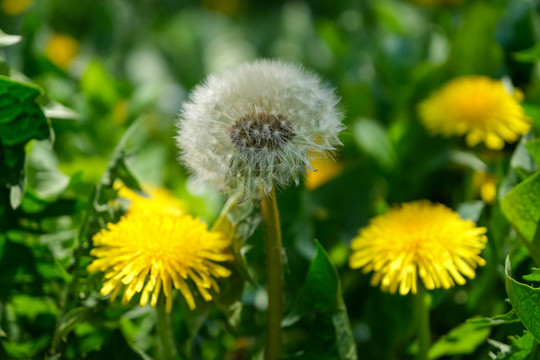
176, 59, 344, 199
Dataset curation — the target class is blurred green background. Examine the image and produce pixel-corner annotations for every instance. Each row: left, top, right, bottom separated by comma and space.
1, 0, 540, 359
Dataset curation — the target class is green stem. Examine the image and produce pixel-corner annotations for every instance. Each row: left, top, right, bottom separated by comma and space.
415, 285, 431, 360
261, 188, 283, 360
156, 296, 178, 360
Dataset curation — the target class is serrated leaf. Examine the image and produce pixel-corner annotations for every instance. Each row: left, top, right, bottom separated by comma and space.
428, 322, 491, 359
505, 257, 540, 343
467, 310, 520, 326
0, 29, 21, 47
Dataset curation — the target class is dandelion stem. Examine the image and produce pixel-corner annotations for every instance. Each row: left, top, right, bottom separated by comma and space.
415, 285, 431, 360
156, 296, 178, 360
262, 188, 283, 360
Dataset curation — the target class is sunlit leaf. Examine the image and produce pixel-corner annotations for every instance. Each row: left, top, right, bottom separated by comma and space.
467, 310, 520, 326
513, 43, 540, 63
428, 322, 490, 359
505, 256, 540, 343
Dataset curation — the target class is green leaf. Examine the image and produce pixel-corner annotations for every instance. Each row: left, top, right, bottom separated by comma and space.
353, 118, 396, 171
0, 29, 21, 47
505, 256, 540, 343
0, 76, 50, 146
513, 43, 540, 63
428, 322, 491, 359
523, 268, 540, 282
467, 310, 520, 326
490, 331, 537, 360
293, 241, 358, 360
297, 241, 339, 312
501, 171, 540, 251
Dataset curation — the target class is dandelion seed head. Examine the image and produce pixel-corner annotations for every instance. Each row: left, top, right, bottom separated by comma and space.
176, 59, 344, 199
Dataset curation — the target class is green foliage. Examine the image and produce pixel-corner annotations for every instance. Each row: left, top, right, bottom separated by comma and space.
428, 322, 491, 359
0, 0, 539, 358
505, 257, 540, 343
290, 241, 357, 360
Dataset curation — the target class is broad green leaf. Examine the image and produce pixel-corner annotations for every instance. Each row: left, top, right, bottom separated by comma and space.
491, 331, 536, 360
297, 241, 339, 312
293, 241, 358, 360
523, 268, 540, 282
428, 322, 491, 359
505, 257, 540, 343
0, 29, 21, 47
501, 171, 540, 244
467, 310, 520, 326
353, 118, 396, 171
0, 76, 50, 146
513, 43, 540, 63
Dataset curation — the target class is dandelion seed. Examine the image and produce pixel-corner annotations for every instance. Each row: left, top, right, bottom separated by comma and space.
349, 200, 487, 295
176, 59, 344, 199
419, 76, 530, 150
87, 211, 231, 312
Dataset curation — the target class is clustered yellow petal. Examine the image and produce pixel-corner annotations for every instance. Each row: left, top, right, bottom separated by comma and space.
349, 200, 487, 295
87, 211, 231, 312
419, 76, 530, 150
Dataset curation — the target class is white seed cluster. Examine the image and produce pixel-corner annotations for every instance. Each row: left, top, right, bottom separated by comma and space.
176, 59, 344, 199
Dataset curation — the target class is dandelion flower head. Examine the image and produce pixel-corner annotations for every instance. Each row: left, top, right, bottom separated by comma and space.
349, 201, 487, 295
176, 59, 344, 199
419, 76, 530, 150
87, 211, 231, 312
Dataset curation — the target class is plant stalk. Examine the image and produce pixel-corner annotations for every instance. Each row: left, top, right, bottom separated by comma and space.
415, 285, 431, 360
261, 188, 283, 360
156, 296, 178, 360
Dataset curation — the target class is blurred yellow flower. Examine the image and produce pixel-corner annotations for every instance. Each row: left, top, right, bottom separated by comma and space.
305, 157, 343, 190
473, 172, 497, 204
45, 33, 79, 70
1, 0, 32, 15
88, 211, 232, 312
349, 200, 487, 295
117, 183, 187, 215
419, 76, 530, 150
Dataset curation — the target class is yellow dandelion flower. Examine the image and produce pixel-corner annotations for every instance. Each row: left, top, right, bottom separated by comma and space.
419, 76, 530, 150
87, 211, 232, 312
473, 171, 497, 204
116, 182, 187, 215
349, 200, 487, 295
45, 33, 79, 70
